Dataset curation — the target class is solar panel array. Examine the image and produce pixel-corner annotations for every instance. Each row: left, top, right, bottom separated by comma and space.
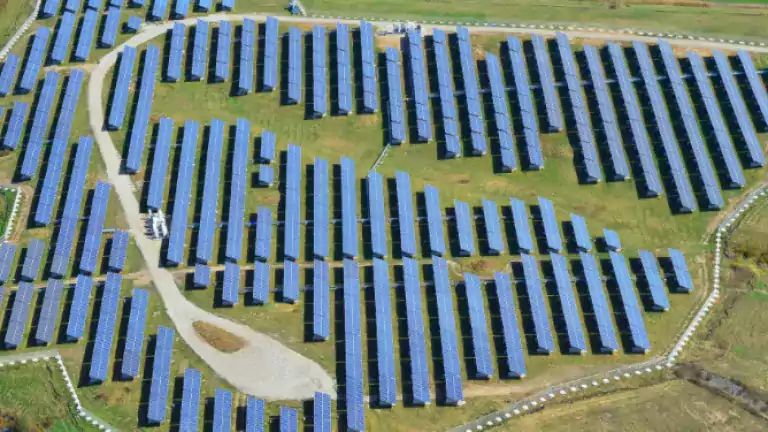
2, 101, 27, 150
147, 326, 175, 424
4, 282, 34, 348
402, 257, 430, 405
121, 288, 149, 379
454, 199, 475, 256
385, 47, 406, 144
21, 239, 45, 281
607, 43, 663, 197
456, 27, 488, 155
343, 260, 365, 431
197, 118, 225, 264
213, 389, 233, 430
65, 275, 93, 341
166, 22, 186, 82
367, 171, 387, 258
190, 20, 209, 81
89, 273, 122, 383
482, 199, 504, 255
406, 28, 432, 142
237, 19, 255, 94
432, 29, 460, 158
337, 23, 352, 115
80, 181, 111, 274
510, 198, 534, 253
34, 279, 64, 345
485, 51, 517, 171
287, 26, 302, 104
167, 120, 199, 265
530, 34, 563, 132
263, 17, 278, 91
538, 197, 563, 253
51, 12, 76, 64
314, 392, 332, 432
493, 272, 526, 378
312, 259, 330, 340
609, 251, 651, 353
395, 171, 417, 257
521, 253, 555, 354
579, 252, 619, 353
107, 46, 137, 130
179, 369, 202, 432
222, 262, 240, 305
373, 259, 397, 406
424, 184, 446, 256
74, 9, 98, 61
214, 21, 232, 82
282, 259, 300, 303
570, 213, 592, 252
100, 7, 121, 48
550, 253, 587, 353
19, 71, 59, 180
738, 50, 768, 128
658, 40, 723, 210
279, 406, 297, 432
432, 257, 464, 405
0, 242, 17, 283
254, 206, 272, 261
687, 52, 746, 188
638, 250, 671, 311
313, 157, 329, 259
226, 118, 249, 262
341, 157, 358, 258
246, 396, 265, 432
284, 144, 302, 261
463, 273, 494, 379
126, 44, 160, 173
146, 117, 174, 210
19, 27, 50, 93
0, 54, 20, 96
359, 21, 378, 113
668, 248, 694, 292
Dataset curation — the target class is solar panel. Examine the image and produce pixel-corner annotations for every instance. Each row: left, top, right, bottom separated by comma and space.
196, 0, 211, 11
146, 117, 174, 210
284, 144, 302, 261
312, 259, 330, 340
687, 51, 746, 188
313, 157, 330, 259
63, 0, 80, 13
125, 44, 160, 173
19, 27, 51, 93
125, 15, 142, 33
121, 288, 149, 379
537, 197, 563, 253
41, 0, 61, 17
80, 182, 111, 274
226, 118, 249, 261
254, 206, 273, 261
179, 369, 202, 432
633, 41, 696, 211
107, 46, 137, 130
89, 273, 122, 382
530, 34, 564, 132
367, 171, 388, 259
147, 326, 175, 423
424, 185, 446, 256
149, 0, 168, 21
279, 406, 297, 432
287, 26, 302, 104
570, 213, 592, 252
214, 21, 232, 82
20, 71, 60, 180
194, 264, 211, 288
603, 228, 621, 252
65, 275, 93, 341
606, 43, 663, 197
406, 28, 432, 142
578, 252, 619, 353
432, 256, 464, 405
196, 118, 225, 264
658, 40, 723, 210
482, 199, 504, 255
386, 47, 406, 144
258, 163, 273, 186
252, 261, 270, 304
485, 52, 517, 172
510, 198, 533, 253
222, 262, 240, 305
359, 21, 378, 113
73, 9, 98, 61
456, 27, 487, 155
336, 23, 352, 115
453, 200, 475, 256
549, 253, 587, 353
100, 6, 121, 48
395, 171, 417, 257
463, 273, 494, 379
85, 0, 101, 10
2, 101, 28, 150
341, 157, 358, 258
638, 250, 671, 311
373, 259, 397, 405
259, 130, 276, 163
0, 242, 17, 284
282, 259, 300, 303
4, 282, 34, 348
34, 279, 64, 345
343, 259, 365, 430
220, 0, 233, 11
311, 25, 327, 117
212, 389, 233, 431
50, 12, 76, 64
262, 16, 278, 91
245, 396, 265, 432
493, 272, 526, 378
432, 29, 460, 158
402, 257, 430, 405
609, 251, 651, 353
0, 54, 20, 96
314, 392, 332, 432
236, 19, 255, 95
21, 239, 45, 282
521, 253, 555, 354
172, 0, 189, 18
167, 120, 199, 265
190, 20, 209, 81
166, 22, 186, 82
668, 248, 694, 293
738, 50, 768, 128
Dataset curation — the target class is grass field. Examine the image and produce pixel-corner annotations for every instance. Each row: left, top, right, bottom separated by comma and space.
0, 187, 15, 237
0, 0, 33, 47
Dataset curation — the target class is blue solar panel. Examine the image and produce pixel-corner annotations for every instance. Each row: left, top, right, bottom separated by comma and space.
603, 228, 621, 252
147, 326, 175, 424
406, 28, 432, 142
638, 250, 671, 311
263, 16, 278, 91
282, 259, 300, 303
570, 213, 592, 252
19, 27, 51, 93
259, 130, 275, 163
125, 15, 142, 33
226, 118, 249, 262
100, 7, 121, 48
493, 272, 526, 378
0, 54, 20, 96
63, 0, 80, 13
121, 288, 149, 379
252, 261, 270, 304
343, 259, 365, 429
190, 20, 209, 81
166, 22, 186, 82
254, 206, 273, 260
21, 239, 45, 282
125, 44, 160, 173
386, 47, 406, 144
424, 185, 446, 256
314, 392, 332, 432
312, 259, 330, 340
41, 0, 60, 17
212, 389, 232, 431
521, 253, 555, 354
453, 200, 475, 256
65, 275, 93, 341
220, 0, 233, 10
510, 198, 533, 253
172, 0, 189, 18
312, 25, 327, 117
196, 0, 211, 11
579, 252, 619, 353
50, 12, 76, 64
284, 144, 302, 261
89, 273, 122, 382
341, 157, 358, 258
179, 369, 202, 432
687, 52, 745, 188
456, 27, 487, 155
85, 0, 101, 10
373, 259, 397, 405
20, 71, 60, 180
194, 264, 211, 288
287, 26, 302, 104
258, 165, 274, 186
634, 41, 696, 211
167, 120, 199, 265
80, 182, 111, 274
4, 282, 34, 348
658, 40, 723, 210
222, 262, 240, 305
609, 251, 651, 353
149, 0, 168, 21
432, 29, 460, 157
313, 157, 329, 259
214, 21, 232, 82
237, 19, 255, 94
146, 117, 174, 210
607, 43, 663, 197
34, 279, 64, 345
279, 406, 297, 432
463, 273, 494, 379
367, 171, 388, 259
402, 257, 430, 405
530, 35, 563, 132
668, 248, 694, 293
482, 199, 504, 255
485, 51, 517, 171
107, 46, 137, 130
359, 21, 378, 113
0, 242, 17, 284
245, 396, 265, 432
738, 50, 768, 128
196, 118, 225, 264
432, 256, 464, 405
336, 23, 352, 115
537, 197, 562, 253
74, 9, 98, 61
395, 171, 417, 257
549, 253, 587, 354
2, 101, 28, 150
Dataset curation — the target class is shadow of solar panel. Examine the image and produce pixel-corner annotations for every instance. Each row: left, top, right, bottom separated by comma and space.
51, 12, 76, 64
510, 197, 534, 253
4, 282, 35, 348
121, 288, 149, 379
424, 184, 446, 256
149, 0, 168, 21
254, 206, 273, 261
538, 197, 563, 253
314, 392, 332, 432
570, 213, 592, 252
19, 27, 51, 93
341, 157, 358, 258
89, 273, 122, 383
125, 44, 160, 173
482, 199, 504, 255
312, 259, 330, 340
668, 248, 694, 293
196, 118, 225, 263
0, 242, 17, 283
252, 261, 270, 304
237, 19, 255, 94
373, 259, 397, 406
386, 47, 406, 144
179, 368, 202, 432
2, 101, 28, 150
34, 279, 64, 345
222, 262, 240, 305
343, 259, 365, 430
609, 251, 651, 353
100, 7, 122, 48
284, 144, 302, 260
493, 272, 526, 378
226, 118, 249, 261
166, 22, 186, 82
395, 171, 417, 257
263, 17, 279, 91
147, 326, 175, 424
282, 259, 300, 303
432, 256, 464, 405
21, 238, 45, 281
193, 264, 211, 288
107, 46, 137, 130
313, 157, 329, 259
453, 200, 475, 256
337, 23, 352, 115
402, 257, 430, 405
214, 21, 232, 82
167, 120, 199, 266
65, 275, 93, 341
550, 253, 587, 354
0, 54, 20, 96
367, 171, 388, 259
213, 389, 233, 430
190, 20, 209, 81
80, 182, 111, 274
146, 117, 174, 210
521, 253, 555, 354
20, 71, 60, 180
245, 396, 265, 432
74, 9, 99, 61
463, 273, 494, 379
638, 250, 671, 311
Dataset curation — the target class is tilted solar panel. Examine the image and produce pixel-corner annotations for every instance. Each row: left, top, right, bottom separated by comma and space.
609, 251, 651, 353
226, 118, 249, 261
149, 0, 169, 21
179, 369, 202, 432
343, 259, 365, 430
738, 50, 768, 128
212, 389, 233, 431
196, 118, 225, 264
603, 228, 622, 251
4, 282, 35, 348
0, 54, 20, 96
395, 171, 418, 257
373, 258, 397, 406
190, 20, 209, 81
41, 0, 60, 17
65, 275, 93, 341
638, 250, 671, 311
367, 171, 388, 259
311, 25, 328, 117
359, 21, 378, 113
146, 117, 174, 210
668, 248, 694, 292
463, 273, 494, 379
254, 206, 273, 261
172, 0, 190, 18
284, 144, 302, 260
236, 19, 255, 95
107, 46, 137, 130
312, 259, 330, 340
424, 184, 446, 256
220, 0, 234, 10
493, 272, 526, 378
550, 253, 587, 353
252, 261, 271, 304
482, 199, 504, 255
125, 44, 160, 173
121, 288, 149, 379
432, 256, 464, 405
402, 257, 430, 405
20, 71, 60, 180
100, 6, 122, 48
50, 12, 76, 64
485, 52, 517, 171
510, 198, 534, 253
456, 27, 487, 155
432, 29, 460, 158
314, 392, 332, 432
34, 279, 64, 345
537, 197, 563, 253
166, 22, 186, 82
222, 262, 240, 305
167, 120, 200, 265
341, 157, 358, 258
73, 9, 99, 61
19, 27, 51, 93
214, 21, 232, 82
579, 252, 619, 353
313, 157, 329, 259
453, 200, 475, 256
80, 182, 111, 274
406, 28, 432, 142
262, 16, 279, 91
530, 34, 564, 132
259, 130, 276, 163
125, 14, 142, 32
279, 406, 297, 432
2, 101, 28, 150
0, 242, 17, 283
287, 26, 302, 104
147, 326, 175, 424
193, 264, 211, 288
245, 396, 265, 432
521, 253, 555, 354
282, 259, 300, 303
89, 273, 122, 382
570, 213, 592, 252
336, 23, 352, 115
386, 47, 406, 144
63, 0, 80, 13
21, 238, 45, 282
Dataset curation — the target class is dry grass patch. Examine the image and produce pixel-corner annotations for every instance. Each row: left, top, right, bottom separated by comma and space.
193, 321, 247, 353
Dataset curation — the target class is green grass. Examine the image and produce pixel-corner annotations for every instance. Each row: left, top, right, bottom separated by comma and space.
0, 187, 15, 237
0, 0, 33, 47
